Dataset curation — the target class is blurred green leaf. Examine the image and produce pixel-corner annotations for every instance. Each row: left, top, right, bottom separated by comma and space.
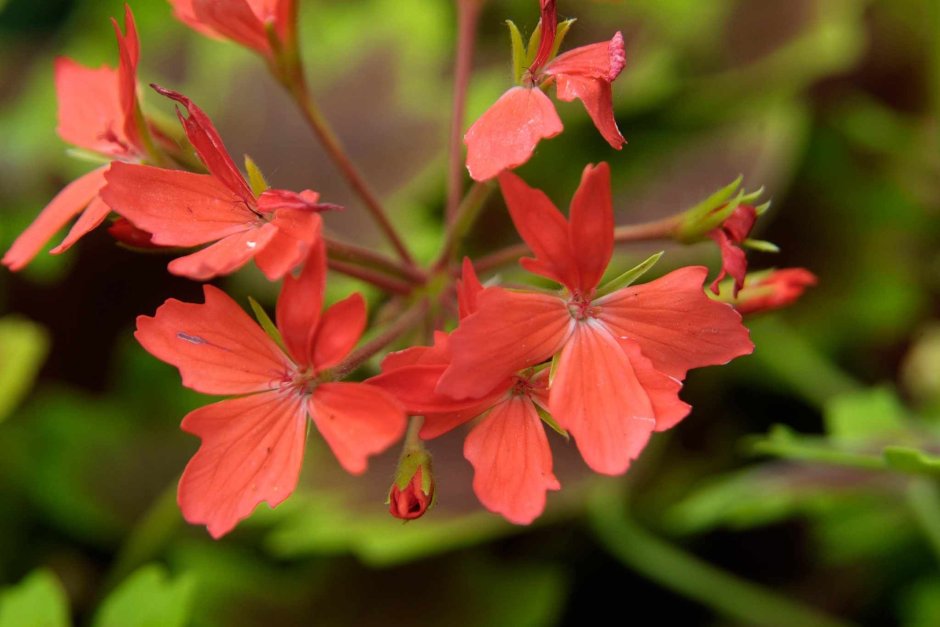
0, 570, 69, 627
0, 316, 49, 423
93, 565, 195, 627
823, 386, 907, 443
902, 578, 940, 627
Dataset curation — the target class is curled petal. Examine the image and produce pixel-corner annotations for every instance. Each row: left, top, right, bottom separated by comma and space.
178, 391, 307, 538
465, 395, 560, 525
545, 32, 626, 82
464, 87, 563, 182
168, 223, 278, 281
708, 229, 748, 296
554, 75, 625, 149
310, 383, 407, 475
135, 284, 293, 395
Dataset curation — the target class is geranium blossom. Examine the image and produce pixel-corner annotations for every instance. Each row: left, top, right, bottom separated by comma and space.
464, 0, 626, 181
169, 0, 296, 59
436, 164, 754, 475
135, 241, 406, 537
3, 5, 142, 271
101, 88, 334, 281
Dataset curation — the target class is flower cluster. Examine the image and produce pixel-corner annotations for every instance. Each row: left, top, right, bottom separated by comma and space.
5, 1, 815, 536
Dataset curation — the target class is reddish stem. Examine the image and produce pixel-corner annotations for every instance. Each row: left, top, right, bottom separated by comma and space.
327, 259, 414, 295
332, 298, 430, 378
325, 236, 426, 283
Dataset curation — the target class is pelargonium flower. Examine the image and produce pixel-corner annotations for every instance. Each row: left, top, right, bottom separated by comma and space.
464, 0, 626, 181
436, 164, 754, 475
3, 5, 143, 271
169, 0, 296, 61
708, 204, 758, 296
135, 240, 406, 537
101, 87, 334, 281
732, 268, 817, 315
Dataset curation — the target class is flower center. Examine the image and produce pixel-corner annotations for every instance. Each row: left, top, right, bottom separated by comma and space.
567, 292, 599, 321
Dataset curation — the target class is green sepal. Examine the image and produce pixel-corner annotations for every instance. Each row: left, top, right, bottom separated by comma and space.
595, 252, 664, 297
548, 351, 561, 386
525, 20, 542, 67
390, 449, 433, 494
550, 19, 576, 59
675, 177, 766, 243
536, 405, 569, 440
66, 148, 111, 165
244, 155, 270, 196
248, 297, 287, 354
743, 239, 780, 253
506, 20, 527, 84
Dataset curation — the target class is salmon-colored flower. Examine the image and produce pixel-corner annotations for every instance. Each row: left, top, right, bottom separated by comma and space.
732, 268, 817, 315
708, 204, 758, 296
436, 164, 754, 475
464, 0, 626, 181
169, 0, 296, 60
101, 87, 335, 281
135, 241, 406, 538
3, 5, 142, 271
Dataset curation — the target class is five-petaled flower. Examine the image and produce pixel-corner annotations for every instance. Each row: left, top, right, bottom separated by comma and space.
102, 87, 335, 281
135, 240, 407, 538
3, 5, 144, 271
436, 164, 754, 475
464, 0, 626, 181
169, 0, 297, 62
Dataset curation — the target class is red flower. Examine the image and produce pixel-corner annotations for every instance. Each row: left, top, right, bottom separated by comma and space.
464, 0, 626, 181
708, 204, 758, 296
135, 240, 406, 538
101, 88, 333, 281
3, 5, 142, 271
732, 268, 817, 315
436, 164, 754, 475
170, 0, 296, 59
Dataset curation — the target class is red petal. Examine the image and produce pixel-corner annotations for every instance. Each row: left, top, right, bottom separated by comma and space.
465, 395, 560, 524
312, 293, 366, 370
708, 230, 747, 296
722, 205, 758, 243
550, 322, 656, 475
457, 257, 484, 319
310, 383, 407, 475
545, 32, 626, 82
568, 163, 614, 293
618, 339, 690, 432
152, 87, 255, 203
436, 288, 572, 400
596, 266, 754, 379
54, 59, 128, 156
178, 391, 307, 538
112, 5, 141, 151
101, 163, 257, 246
135, 284, 294, 395
554, 75, 624, 149
168, 224, 278, 280
193, 0, 269, 54
498, 170, 578, 289
169, 0, 221, 37
253, 210, 322, 281
369, 363, 507, 416
464, 87, 562, 182
380, 332, 451, 371
276, 239, 326, 367
3, 167, 106, 271
529, 0, 558, 72
50, 196, 111, 254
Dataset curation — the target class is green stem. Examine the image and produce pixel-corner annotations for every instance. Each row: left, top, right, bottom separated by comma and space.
905, 478, 940, 564
332, 298, 429, 378
751, 437, 887, 471
588, 490, 853, 627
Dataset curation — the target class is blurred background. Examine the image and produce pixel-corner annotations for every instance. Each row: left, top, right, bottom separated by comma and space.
0, 0, 938, 625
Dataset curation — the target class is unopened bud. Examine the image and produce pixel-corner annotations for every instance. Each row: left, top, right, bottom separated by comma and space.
388, 451, 434, 521
728, 268, 817, 315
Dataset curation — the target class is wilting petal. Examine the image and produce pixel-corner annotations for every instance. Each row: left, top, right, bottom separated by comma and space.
465, 395, 560, 524
596, 266, 754, 379
3, 167, 107, 271
545, 32, 626, 82
54, 59, 127, 156
135, 285, 293, 395
312, 293, 366, 370
551, 321, 657, 475
554, 75, 624, 149
464, 87, 563, 182
277, 238, 325, 367
437, 288, 573, 399
498, 170, 578, 289
310, 383, 407, 475
168, 223, 277, 280
50, 196, 111, 254
102, 163, 257, 246
178, 390, 307, 538
193, 0, 269, 54
568, 163, 614, 292
457, 257, 484, 319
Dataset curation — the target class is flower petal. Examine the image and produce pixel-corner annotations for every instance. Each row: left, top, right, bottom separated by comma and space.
545, 32, 626, 82
457, 257, 484, 319
550, 321, 657, 475
112, 5, 141, 150
708, 229, 747, 296
178, 390, 307, 538
568, 163, 614, 293
437, 288, 572, 400
135, 284, 293, 395
3, 167, 107, 271
50, 196, 111, 254
554, 75, 624, 149
276, 238, 326, 367
312, 293, 366, 370
617, 339, 690, 432
596, 266, 754, 379
193, 0, 270, 53
465, 395, 560, 524
54, 59, 127, 156
168, 223, 277, 281
464, 87, 563, 182
310, 383, 407, 475
101, 163, 257, 246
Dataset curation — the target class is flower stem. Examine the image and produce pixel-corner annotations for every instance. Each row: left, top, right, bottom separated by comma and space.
332, 298, 429, 378
434, 180, 494, 271
327, 259, 415, 295
325, 236, 426, 284
588, 488, 851, 627
446, 0, 484, 224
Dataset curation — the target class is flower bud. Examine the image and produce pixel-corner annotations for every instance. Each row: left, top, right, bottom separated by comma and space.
388, 451, 434, 521
730, 268, 817, 315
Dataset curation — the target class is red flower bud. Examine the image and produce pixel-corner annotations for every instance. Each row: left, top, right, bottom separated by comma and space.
733, 268, 817, 315
388, 465, 434, 521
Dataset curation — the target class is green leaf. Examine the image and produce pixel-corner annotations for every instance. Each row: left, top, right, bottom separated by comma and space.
823, 386, 907, 443
0, 317, 49, 423
505, 20, 526, 84
595, 252, 664, 297
93, 566, 196, 627
247, 297, 287, 355
0, 570, 70, 627
243, 155, 269, 196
